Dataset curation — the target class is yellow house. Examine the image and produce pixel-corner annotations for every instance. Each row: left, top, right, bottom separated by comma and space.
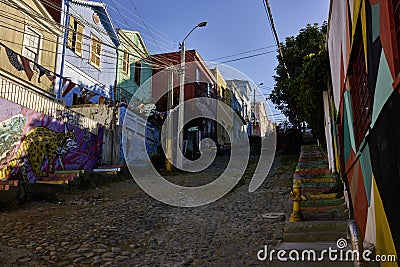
0, 0, 62, 98
211, 68, 232, 148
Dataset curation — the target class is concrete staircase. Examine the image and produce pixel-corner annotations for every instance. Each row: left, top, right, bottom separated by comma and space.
293, 145, 348, 222
268, 145, 365, 266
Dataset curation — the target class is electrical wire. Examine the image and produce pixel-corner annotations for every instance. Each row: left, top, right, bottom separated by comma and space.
208, 45, 276, 61
262, 0, 290, 79
40, 0, 176, 50
1, 0, 172, 69
112, 0, 175, 46
124, 0, 161, 52
218, 50, 276, 64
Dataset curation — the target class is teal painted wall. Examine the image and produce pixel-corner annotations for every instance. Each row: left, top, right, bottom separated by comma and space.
116, 31, 152, 104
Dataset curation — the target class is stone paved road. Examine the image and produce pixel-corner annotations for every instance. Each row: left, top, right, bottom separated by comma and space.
0, 153, 296, 266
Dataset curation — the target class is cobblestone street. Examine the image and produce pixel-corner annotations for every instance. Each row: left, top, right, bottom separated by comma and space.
0, 153, 296, 266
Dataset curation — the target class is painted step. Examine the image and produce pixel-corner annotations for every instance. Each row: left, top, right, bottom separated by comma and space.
294, 169, 331, 176
298, 182, 336, 188
308, 193, 338, 200
298, 160, 328, 165
302, 210, 349, 221
283, 231, 347, 243
301, 197, 344, 207
294, 173, 334, 179
297, 162, 328, 166
301, 203, 347, 213
0, 180, 20, 191
301, 146, 321, 149
284, 221, 348, 234
299, 157, 325, 162
301, 186, 335, 195
296, 166, 329, 171
293, 177, 335, 184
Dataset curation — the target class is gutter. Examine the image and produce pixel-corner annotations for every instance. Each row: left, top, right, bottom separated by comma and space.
58, 0, 70, 99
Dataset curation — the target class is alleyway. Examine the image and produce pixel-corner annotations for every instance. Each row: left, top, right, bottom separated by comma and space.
0, 153, 296, 266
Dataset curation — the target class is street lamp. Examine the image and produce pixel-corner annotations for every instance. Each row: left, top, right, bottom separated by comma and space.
253, 82, 263, 136
177, 21, 207, 167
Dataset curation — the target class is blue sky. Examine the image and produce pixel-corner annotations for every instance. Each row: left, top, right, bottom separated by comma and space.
104, 0, 330, 122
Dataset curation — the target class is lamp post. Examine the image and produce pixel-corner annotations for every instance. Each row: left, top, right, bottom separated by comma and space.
253, 82, 263, 136
177, 21, 207, 167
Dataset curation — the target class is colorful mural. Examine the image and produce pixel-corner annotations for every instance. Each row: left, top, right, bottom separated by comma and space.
328, 0, 400, 262
0, 98, 102, 183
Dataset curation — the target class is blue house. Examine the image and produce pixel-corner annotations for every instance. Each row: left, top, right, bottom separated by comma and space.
56, 0, 120, 106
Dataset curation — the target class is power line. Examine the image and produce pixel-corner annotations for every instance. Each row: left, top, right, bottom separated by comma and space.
38, 0, 176, 50
218, 50, 276, 64
0, 1, 171, 69
110, 0, 175, 45
127, 0, 162, 52
263, 0, 290, 79
103, 0, 175, 52
208, 44, 276, 61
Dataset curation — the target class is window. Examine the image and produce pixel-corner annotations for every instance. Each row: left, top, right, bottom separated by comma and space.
22, 26, 41, 70
90, 34, 101, 69
134, 61, 141, 85
122, 51, 129, 75
349, 27, 371, 150
67, 16, 84, 56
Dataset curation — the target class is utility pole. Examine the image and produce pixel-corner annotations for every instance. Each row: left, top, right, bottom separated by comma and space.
166, 66, 174, 171
177, 21, 207, 168
253, 83, 263, 136
253, 86, 256, 135
177, 41, 185, 169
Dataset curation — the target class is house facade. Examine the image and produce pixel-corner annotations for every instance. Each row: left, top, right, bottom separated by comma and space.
56, 0, 119, 106
226, 79, 252, 137
0, 0, 101, 183
151, 50, 217, 158
226, 80, 247, 142
0, 0, 61, 98
253, 101, 271, 137
210, 68, 231, 149
116, 29, 158, 162
53, 0, 121, 164
327, 0, 400, 259
116, 29, 152, 105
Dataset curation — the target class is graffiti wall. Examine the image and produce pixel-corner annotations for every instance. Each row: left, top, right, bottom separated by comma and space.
328, 0, 400, 259
0, 97, 103, 183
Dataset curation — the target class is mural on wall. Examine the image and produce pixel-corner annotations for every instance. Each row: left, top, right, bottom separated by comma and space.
0, 114, 26, 164
0, 98, 102, 183
119, 106, 160, 164
328, 0, 400, 259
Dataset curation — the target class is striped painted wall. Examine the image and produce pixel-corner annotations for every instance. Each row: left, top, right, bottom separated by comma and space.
328, 0, 400, 262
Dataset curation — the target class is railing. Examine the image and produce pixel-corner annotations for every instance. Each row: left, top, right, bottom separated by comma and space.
0, 75, 99, 134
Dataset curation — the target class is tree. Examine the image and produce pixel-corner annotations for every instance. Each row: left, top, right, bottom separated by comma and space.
269, 22, 329, 142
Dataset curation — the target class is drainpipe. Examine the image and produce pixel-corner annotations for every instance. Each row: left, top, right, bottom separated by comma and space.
347, 220, 364, 267
58, 0, 70, 99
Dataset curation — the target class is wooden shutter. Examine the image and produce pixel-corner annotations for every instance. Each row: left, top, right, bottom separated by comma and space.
90, 34, 101, 69
67, 16, 74, 48
75, 23, 83, 56
122, 51, 129, 74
